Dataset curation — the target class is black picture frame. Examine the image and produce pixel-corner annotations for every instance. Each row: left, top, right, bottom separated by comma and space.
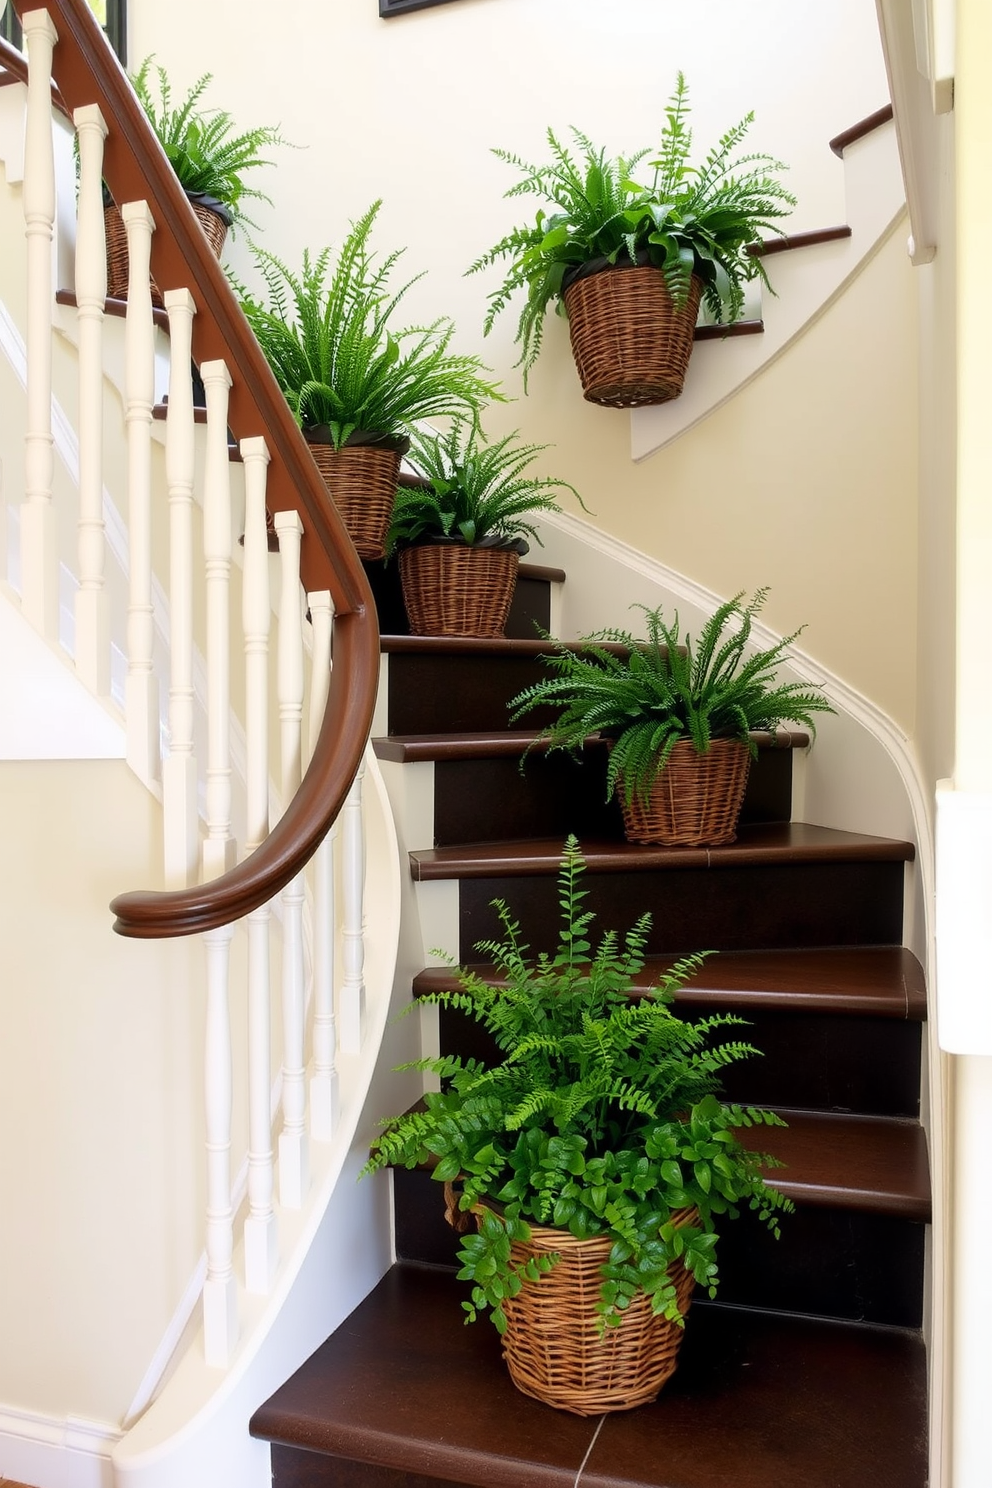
380, 0, 464, 17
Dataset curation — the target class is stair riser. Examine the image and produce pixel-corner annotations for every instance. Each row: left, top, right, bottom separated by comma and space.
386, 653, 575, 734
437, 1006, 923, 1118
430, 749, 796, 845
456, 862, 905, 959
391, 1169, 925, 1328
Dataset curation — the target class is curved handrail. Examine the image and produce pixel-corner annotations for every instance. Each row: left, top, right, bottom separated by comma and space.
11, 0, 381, 937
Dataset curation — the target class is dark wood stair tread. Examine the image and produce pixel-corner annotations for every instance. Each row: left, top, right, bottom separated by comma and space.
410, 823, 916, 881
414, 946, 926, 1020
375, 729, 810, 764
381, 635, 634, 658
251, 1262, 926, 1488
760, 1109, 930, 1220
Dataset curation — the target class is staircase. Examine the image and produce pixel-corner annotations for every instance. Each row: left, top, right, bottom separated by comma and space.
249, 563, 930, 1488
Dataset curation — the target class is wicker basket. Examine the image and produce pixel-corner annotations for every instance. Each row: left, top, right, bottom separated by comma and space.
563, 265, 703, 408
309, 442, 401, 561
104, 200, 228, 305
398, 543, 519, 637
619, 737, 751, 847
486, 1204, 698, 1415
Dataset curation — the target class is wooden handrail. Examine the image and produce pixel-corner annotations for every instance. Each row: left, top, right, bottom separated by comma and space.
11, 0, 381, 938
829, 104, 894, 158
110, 610, 380, 936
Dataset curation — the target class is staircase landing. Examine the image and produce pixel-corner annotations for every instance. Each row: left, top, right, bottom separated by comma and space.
251, 1262, 927, 1488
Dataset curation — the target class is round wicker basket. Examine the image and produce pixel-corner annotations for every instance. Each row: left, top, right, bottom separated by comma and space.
104, 200, 228, 306
492, 1205, 698, 1416
619, 737, 751, 847
308, 443, 402, 561
563, 265, 703, 408
398, 543, 519, 637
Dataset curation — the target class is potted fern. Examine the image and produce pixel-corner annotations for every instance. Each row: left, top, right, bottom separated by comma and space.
386, 421, 584, 636
469, 73, 795, 406
237, 202, 501, 559
365, 838, 792, 1415
105, 57, 288, 299
509, 591, 833, 846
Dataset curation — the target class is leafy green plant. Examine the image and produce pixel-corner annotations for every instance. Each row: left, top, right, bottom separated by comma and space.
130, 57, 289, 235
365, 837, 792, 1334
386, 421, 585, 555
509, 590, 833, 808
236, 202, 502, 450
469, 73, 796, 383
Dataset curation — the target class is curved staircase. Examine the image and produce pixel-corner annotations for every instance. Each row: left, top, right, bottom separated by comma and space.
250, 562, 930, 1488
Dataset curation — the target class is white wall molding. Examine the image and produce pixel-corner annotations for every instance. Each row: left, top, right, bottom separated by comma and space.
0, 1403, 121, 1488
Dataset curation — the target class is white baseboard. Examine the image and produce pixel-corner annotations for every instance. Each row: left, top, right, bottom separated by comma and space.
0, 1405, 121, 1488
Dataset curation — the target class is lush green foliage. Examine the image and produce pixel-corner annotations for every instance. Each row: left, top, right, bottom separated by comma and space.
365, 838, 791, 1334
386, 421, 585, 554
469, 74, 796, 383
130, 57, 288, 234
509, 591, 833, 808
236, 202, 501, 449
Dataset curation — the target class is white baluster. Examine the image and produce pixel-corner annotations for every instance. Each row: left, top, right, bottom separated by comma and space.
202, 922, 239, 1367
241, 437, 277, 1291
21, 9, 59, 639
72, 103, 109, 696
201, 359, 236, 881
308, 590, 339, 1141
162, 290, 199, 888
340, 753, 367, 1056
275, 510, 309, 1207
122, 201, 159, 786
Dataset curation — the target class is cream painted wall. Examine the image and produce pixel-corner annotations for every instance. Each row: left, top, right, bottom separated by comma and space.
0, 761, 204, 1421
130, 0, 917, 728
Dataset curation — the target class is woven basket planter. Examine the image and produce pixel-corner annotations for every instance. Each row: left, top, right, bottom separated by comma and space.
619, 737, 751, 847
398, 543, 519, 638
562, 265, 703, 409
104, 199, 229, 305
487, 1204, 698, 1416
308, 442, 402, 561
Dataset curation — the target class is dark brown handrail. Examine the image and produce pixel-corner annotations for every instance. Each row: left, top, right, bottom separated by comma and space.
829, 104, 894, 158
11, 0, 381, 938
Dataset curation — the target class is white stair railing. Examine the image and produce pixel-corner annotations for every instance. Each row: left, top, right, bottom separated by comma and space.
10, 0, 384, 1376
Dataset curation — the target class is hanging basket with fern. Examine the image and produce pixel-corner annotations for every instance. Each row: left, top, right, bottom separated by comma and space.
563, 260, 704, 408
470, 73, 795, 404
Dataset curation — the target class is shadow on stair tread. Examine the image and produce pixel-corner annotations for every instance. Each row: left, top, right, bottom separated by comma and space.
251, 1262, 927, 1488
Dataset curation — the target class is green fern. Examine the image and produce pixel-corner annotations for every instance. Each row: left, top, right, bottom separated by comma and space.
130, 57, 290, 236
234, 203, 502, 449
468, 73, 795, 385
386, 421, 586, 554
364, 837, 792, 1333
509, 590, 833, 809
